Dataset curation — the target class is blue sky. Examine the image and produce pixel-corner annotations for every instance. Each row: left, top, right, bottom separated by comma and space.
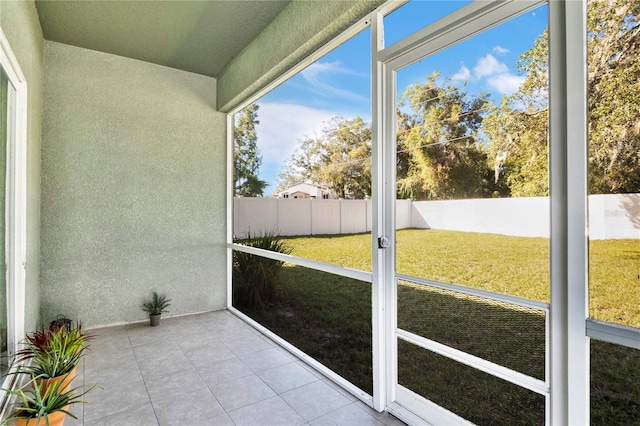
251, 1, 548, 195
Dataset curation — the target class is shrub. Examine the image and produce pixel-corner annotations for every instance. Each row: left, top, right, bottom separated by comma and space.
141, 292, 171, 315
16, 324, 89, 379
233, 231, 292, 310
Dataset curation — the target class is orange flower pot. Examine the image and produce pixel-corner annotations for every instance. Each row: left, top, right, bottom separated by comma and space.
34, 366, 76, 395
13, 410, 65, 426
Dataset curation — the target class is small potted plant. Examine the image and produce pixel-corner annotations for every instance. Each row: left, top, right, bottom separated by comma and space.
141, 292, 171, 326
2, 372, 96, 426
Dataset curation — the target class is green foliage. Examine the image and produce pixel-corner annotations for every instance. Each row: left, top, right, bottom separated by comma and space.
587, 0, 640, 194
16, 325, 88, 379
234, 104, 267, 197
233, 231, 292, 310
275, 2, 639, 199
486, 0, 640, 196
277, 117, 371, 199
141, 292, 171, 315
397, 72, 494, 200
2, 372, 96, 424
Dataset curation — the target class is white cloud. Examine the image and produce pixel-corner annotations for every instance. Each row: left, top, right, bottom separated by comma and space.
493, 46, 509, 55
299, 61, 369, 103
487, 74, 525, 96
255, 102, 336, 164
473, 54, 509, 79
451, 65, 471, 82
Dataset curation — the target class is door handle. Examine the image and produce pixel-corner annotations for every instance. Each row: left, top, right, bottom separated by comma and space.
378, 236, 390, 249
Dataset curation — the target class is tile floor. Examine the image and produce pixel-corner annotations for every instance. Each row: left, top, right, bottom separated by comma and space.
67, 310, 406, 426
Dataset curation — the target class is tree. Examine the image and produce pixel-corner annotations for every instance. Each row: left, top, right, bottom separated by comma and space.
234, 104, 267, 197
485, 0, 640, 196
396, 72, 493, 200
587, 0, 640, 194
483, 31, 549, 197
277, 117, 371, 199
276, 135, 322, 192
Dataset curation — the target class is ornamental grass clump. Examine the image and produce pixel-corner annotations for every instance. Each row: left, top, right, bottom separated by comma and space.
2, 371, 97, 426
15, 324, 89, 381
233, 231, 292, 310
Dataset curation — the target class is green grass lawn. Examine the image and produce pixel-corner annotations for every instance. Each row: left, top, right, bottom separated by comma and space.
284, 229, 640, 327
235, 229, 640, 425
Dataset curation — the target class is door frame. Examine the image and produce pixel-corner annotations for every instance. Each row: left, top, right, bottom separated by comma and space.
0, 26, 28, 414
374, 1, 554, 423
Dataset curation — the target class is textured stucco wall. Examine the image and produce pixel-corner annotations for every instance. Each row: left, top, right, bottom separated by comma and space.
0, 0, 44, 332
217, 0, 385, 112
41, 42, 226, 328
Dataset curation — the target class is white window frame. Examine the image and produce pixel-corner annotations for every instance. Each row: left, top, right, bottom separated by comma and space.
0, 27, 28, 414
225, 0, 640, 424
225, 13, 378, 407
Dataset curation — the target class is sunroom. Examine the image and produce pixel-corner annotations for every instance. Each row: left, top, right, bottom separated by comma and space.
1, 0, 639, 424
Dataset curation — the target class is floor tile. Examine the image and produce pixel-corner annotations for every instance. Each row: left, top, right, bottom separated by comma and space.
205, 413, 236, 426
201, 312, 247, 331
126, 323, 172, 344
309, 403, 385, 426
228, 395, 306, 426
132, 341, 182, 360
136, 347, 192, 380
322, 378, 360, 403
153, 388, 225, 425
224, 334, 273, 355
84, 403, 159, 426
196, 356, 254, 386
210, 374, 276, 412
145, 367, 208, 404
84, 345, 136, 372
356, 401, 408, 426
73, 310, 405, 426
83, 379, 151, 422
211, 325, 259, 342
83, 359, 142, 387
175, 332, 220, 353
184, 343, 236, 367
281, 380, 352, 422
64, 400, 84, 426
239, 347, 295, 372
259, 362, 319, 394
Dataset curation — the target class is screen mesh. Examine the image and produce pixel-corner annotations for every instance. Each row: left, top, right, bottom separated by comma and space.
233, 252, 373, 394
398, 339, 545, 425
398, 279, 546, 380
591, 339, 640, 425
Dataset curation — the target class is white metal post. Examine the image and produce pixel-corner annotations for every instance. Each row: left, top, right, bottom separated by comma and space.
548, 1, 589, 424
370, 9, 386, 412
226, 114, 234, 308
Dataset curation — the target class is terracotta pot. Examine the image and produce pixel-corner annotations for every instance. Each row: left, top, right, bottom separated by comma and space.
35, 366, 76, 395
13, 410, 65, 426
150, 313, 161, 326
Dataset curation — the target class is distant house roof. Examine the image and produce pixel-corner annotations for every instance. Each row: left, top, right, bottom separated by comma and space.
275, 183, 334, 199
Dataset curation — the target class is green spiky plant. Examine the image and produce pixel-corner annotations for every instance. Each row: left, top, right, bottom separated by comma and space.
141, 292, 171, 315
233, 230, 292, 310
1, 372, 97, 426
15, 325, 88, 381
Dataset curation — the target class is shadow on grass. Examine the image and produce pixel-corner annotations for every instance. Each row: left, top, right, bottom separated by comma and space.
398, 340, 545, 425
591, 340, 640, 426
234, 256, 640, 425
236, 265, 374, 394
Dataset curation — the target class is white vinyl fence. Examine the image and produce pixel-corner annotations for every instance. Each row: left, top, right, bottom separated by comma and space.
234, 194, 640, 240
